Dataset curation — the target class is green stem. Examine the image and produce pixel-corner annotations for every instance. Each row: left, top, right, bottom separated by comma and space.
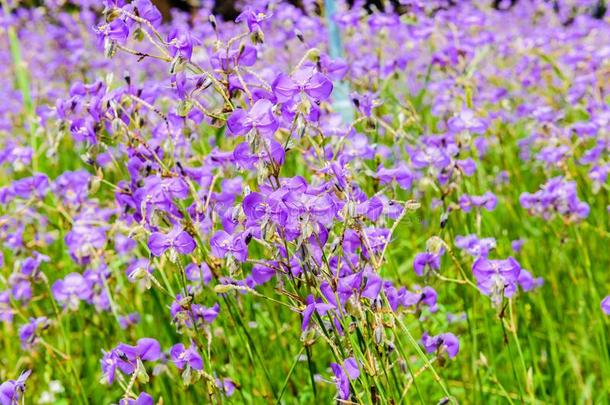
276, 346, 306, 404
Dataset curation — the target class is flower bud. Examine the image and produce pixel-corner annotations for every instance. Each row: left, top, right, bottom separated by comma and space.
104, 40, 117, 59
90, 174, 101, 195
135, 359, 149, 383
177, 99, 194, 117
170, 56, 186, 75
294, 29, 304, 42
133, 27, 145, 42
208, 15, 217, 31
106, 8, 121, 22
182, 366, 192, 385
426, 236, 445, 255
374, 324, 384, 345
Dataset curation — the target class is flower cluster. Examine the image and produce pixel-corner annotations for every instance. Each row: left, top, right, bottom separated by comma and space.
520, 177, 590, 221
0, 0, 608, 402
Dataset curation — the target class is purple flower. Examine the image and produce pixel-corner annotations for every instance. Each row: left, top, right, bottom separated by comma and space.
457, 159, 477, 176
167, 30, 194, 61
447, 109, 487, 133
213, 46, 257, 70
330, 358, 359, 400
170, 297, 219, 328
350, 91, 378, 116
363, 227, 391, 256
102, 338, 161, 384
10, 279, 31, 304
101, 351, 121, 384
413, 252, 441, 276
250, 263, 276, 285
602, 296, 610, 315
517, 269, 543, 292
234, 140, 285, 169
119, 338, 162, 361
320, 54, 349, 80
0, 370, 31, 405
185, 262, 213, 284
52, 273, 92, 310
115, 338, 161, 375
301, 295, 335, 331
235, 7, 271, 32
355, 196, 384, 222
272, 66, 333, 103
455, 234, 496, 258
170, 343, 203, 370
376, 165, 413, 190
119, 392, 154, 405
520, 177, 589, 221
226, 99, 278, 137
210, 230, 248, 262
52, 170, 91, 205
64, 219, 107, 265
0, 291, 13, 323
20, 253, 49, 277
18, 317, 48, 349
133, 176, 190, 222
511, 239, 525, 253
216, 378, 236, 397
118, 312, 141, 330
421, 332, 459, 358
409, 147, 451, 170
402, 285, 438, 312
361, 271, 383, 300
148, 227, 196, 257
536, 145, 571, 166
459, 192, 497, 212
192, 302, 220, 324
69, 118, 96, 143
472, 257, 522, 303
126, 259, 153, 285
96, 19, 129, 45
130, 0, 162, 28
10, 173, 49, 199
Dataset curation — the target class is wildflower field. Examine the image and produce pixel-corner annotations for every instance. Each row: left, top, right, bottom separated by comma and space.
1, 0, 610, 403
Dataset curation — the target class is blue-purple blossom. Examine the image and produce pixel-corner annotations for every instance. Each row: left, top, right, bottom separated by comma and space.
0, 370, 31, 405
52, 273, 92, 310
447, 109, 487, 133
95, 19, 129, 45
330, 357, 360, 400
210, 230, 248, 262
119, 392, 154, 405
413, 252, 442, 276
170, 343, 203, 370
455, 235, 496, 258
167, 30, 195, 61
101, 338, 161, 384
459, 192, 498, 212
520, 177, 590, 221
18, 317, 49, 349
0, 1, 608, 402
216, 378, 236, 397
226, 99, 278, 137
235, 7, 271, 33
272, 66, 333, 103
301, 295, 336, 331
601, 296, 610, 315
118, 312, 141, 330
472, 257, 522, 303
421, 332, 460, 358
148, 227, 196, 257
128, 0, 162, 27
